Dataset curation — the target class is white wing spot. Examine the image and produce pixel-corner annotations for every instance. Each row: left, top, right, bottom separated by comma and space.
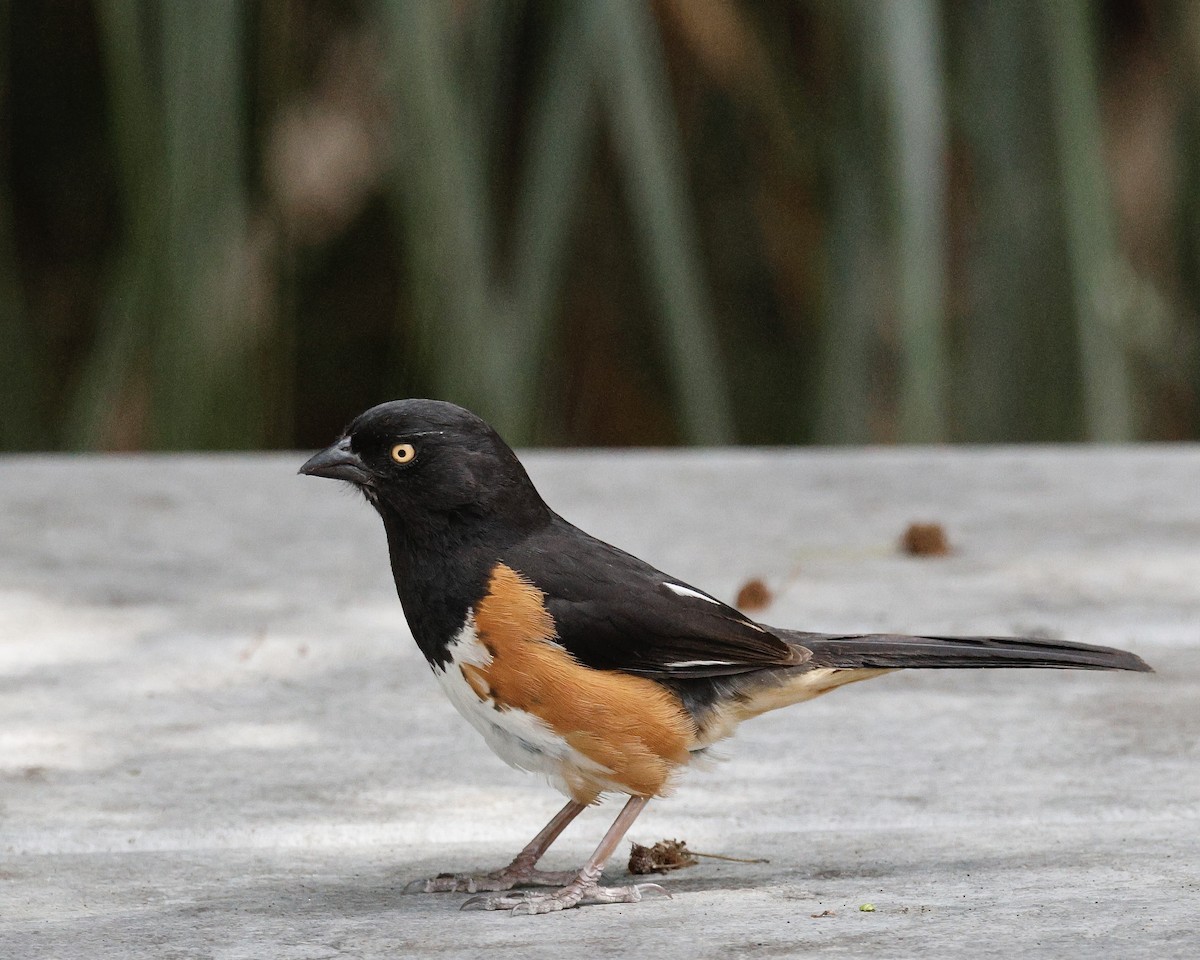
663, 582, 720, 604
664, 659, 736, 669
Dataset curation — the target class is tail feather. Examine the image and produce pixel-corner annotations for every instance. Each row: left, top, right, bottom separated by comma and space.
774, 630, 1153, 673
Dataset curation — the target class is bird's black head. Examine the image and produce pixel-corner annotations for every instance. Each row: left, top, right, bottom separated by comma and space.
299, 399, 549, 535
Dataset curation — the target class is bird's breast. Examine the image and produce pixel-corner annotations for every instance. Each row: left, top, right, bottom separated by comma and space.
429, 562, 698, 803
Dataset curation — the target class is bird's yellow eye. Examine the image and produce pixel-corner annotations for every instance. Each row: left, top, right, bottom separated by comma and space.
390, 443, 416, 464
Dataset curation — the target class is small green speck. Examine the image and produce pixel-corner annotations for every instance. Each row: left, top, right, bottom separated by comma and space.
859, 903, 876, 912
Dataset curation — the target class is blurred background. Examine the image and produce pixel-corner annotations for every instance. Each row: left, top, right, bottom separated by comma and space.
0, 0, 1197, 450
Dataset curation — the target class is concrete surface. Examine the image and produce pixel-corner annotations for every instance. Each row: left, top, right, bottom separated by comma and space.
1, 447, 1197, 959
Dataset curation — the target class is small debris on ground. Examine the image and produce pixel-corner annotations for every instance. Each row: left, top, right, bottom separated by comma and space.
811, 909, 836, 918
237, 629, 268, 662
629, 839, 697, 874
736, 578, 773, 612
900, 522, 950, 556
628, 839, 770, 875
859, 903, 876, 912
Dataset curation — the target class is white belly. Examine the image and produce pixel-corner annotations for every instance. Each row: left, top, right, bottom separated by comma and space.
430, 617, 614, 796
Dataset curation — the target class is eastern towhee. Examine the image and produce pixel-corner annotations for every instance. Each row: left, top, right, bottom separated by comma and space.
300, 399, 1151, 915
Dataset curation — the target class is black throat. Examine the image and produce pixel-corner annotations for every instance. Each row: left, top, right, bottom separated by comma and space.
376, 496, 551, 668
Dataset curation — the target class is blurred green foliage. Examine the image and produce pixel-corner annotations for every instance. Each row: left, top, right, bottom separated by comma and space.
0, 0, 1196, 450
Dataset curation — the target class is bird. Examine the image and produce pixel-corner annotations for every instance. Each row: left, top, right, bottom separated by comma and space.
299, 399, 1152, 915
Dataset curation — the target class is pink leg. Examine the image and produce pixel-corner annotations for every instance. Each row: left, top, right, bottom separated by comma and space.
461, 796, 669, 914
404, 799, 586, 894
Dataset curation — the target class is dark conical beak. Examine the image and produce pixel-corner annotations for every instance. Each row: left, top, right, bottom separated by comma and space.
299, 437, 371, 485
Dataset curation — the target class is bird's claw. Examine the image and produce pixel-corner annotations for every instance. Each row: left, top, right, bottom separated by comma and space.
405, 873, 478, 894
460, 881, 670, 914
405, 867, 578, 895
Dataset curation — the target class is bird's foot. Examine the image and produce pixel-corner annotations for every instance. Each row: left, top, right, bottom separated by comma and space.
404, 865, 578, 895
460, 879, 669, 915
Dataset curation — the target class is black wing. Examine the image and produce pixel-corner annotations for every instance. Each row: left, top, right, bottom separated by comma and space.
502, 516, 806, 679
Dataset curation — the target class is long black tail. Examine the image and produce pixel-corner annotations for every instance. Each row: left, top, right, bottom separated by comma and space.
775, 630, 1152, 673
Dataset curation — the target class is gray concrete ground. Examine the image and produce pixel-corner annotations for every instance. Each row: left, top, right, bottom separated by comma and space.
1, 447, 1197, 959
